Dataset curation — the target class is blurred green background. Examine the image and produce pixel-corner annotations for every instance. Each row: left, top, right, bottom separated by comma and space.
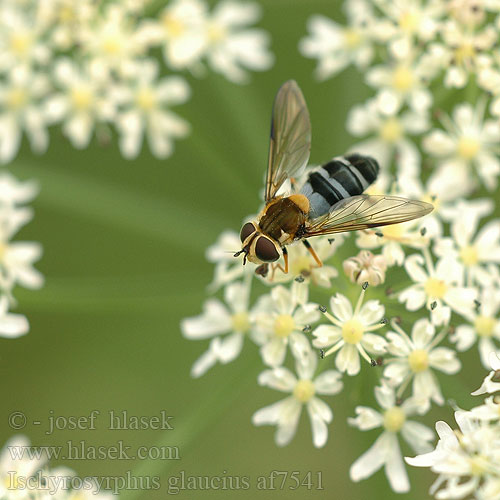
1, 0, 482, 498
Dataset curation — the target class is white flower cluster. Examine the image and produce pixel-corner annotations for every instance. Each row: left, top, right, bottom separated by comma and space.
182, 0, 500, 496
0, 0, 273, 163
301, 0, 500, 192
407, 352, 500, 499
0, 435, 113, 499
0, 171, 42, 338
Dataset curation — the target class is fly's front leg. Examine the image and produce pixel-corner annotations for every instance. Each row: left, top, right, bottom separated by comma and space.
302, 240, 323, 268
269, 247, 289, 280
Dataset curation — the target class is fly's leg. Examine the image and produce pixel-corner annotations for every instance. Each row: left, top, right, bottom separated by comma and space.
302, 240, 323, 268
269, 247, 289, 280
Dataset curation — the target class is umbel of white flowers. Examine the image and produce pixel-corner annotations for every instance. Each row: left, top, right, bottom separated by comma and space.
181, 0, 500, 496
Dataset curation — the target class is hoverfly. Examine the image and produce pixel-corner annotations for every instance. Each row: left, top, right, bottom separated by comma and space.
235, 80, 433, 276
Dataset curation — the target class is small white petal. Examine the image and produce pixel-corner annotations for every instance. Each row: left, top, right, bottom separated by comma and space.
348, 406, 383, 430
314, 370, 343, 395
258, 367, 296, 392
401, 421, 434, 454
428, 347, 461, 374
350, 432, 391, 482
260, 337, 287, 367
336, 344, 360, 375
307, 397, 332, 448
330, 293, 353, 322
385, 433, 410, 493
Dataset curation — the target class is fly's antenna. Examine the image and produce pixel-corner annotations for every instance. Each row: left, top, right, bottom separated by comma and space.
233, 248, 248, 265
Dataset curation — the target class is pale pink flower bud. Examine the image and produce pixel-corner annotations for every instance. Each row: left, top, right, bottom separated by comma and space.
343, 250, 387, 286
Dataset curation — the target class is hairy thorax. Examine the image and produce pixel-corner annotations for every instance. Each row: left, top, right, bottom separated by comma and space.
258, 195, 309, 244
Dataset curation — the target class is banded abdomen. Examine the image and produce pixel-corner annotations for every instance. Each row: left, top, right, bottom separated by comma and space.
300, 153, 379, 218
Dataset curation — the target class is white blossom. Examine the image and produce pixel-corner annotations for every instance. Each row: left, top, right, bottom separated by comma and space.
406, 410, 500, 499
78, 4, 149, 80
0, 3, 51, 72
137, 0, 208, 71
366, 52, 432, 115
181, 278, 264, 377
45, 58, 115, 149
202, 1, 274, 83
312, 285, 387, 375
434, 211, 500, 287
205, 229, 252, 292
423, 100, 500, 191
399, 249, 477, 326
114, 60, 190, 159
346, 97, 429, 174
299, 6, 375, 80
0, 172, 38, 208
256, 281, 320, 367
472, 352, 500, 395
0, 207, 43, 292
0, 66, 49, 164
440, 20, 497, 88
373, 0, 444, 47
453, 288, 500, 369
0, 296, 29, 339
384, 318, 461, 410
0, 435, 46, 499
350, 382, 434, 493
252, 343, 342, 447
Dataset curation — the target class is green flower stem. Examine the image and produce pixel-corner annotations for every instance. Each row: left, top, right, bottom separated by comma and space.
119, 353, 260, 500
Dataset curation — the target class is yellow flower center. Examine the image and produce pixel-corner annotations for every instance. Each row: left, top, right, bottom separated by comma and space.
293, 379, 315, 403
380, 223, 404, 240
291, 255, 311, 276
380, 117, 403, 143
6, 88, 27, 110
457, 136, 480, 160
460, 244, 479, 266
9, 33, 32, 56
383, 406, 406, 433
392, 65, 414, 92
422, 193, 440, 212
207, 23, 227, 43
162, 13, 185, 38
474, 315, 495, 338
102, 36, 121, 56
71, 87, 93, 112
274, 314, 295, 338
58, 5, 75, 23
399, 11, 420, 33
136, 87, 156, 111
343, 28, 362, 49
231, 311, 250, 333
408, 349, 429, 373
342, 318, 364, 344
424, 277, 447, 299
454, 43, 475, 66
470, 454, 490, 477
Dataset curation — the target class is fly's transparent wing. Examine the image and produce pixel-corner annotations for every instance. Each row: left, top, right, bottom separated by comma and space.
303, 195, 433, 237
265, 80, 311, 201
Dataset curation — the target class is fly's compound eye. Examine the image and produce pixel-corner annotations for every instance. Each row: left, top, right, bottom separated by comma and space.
255, 236, 280, 262
240, 222, 256, 243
